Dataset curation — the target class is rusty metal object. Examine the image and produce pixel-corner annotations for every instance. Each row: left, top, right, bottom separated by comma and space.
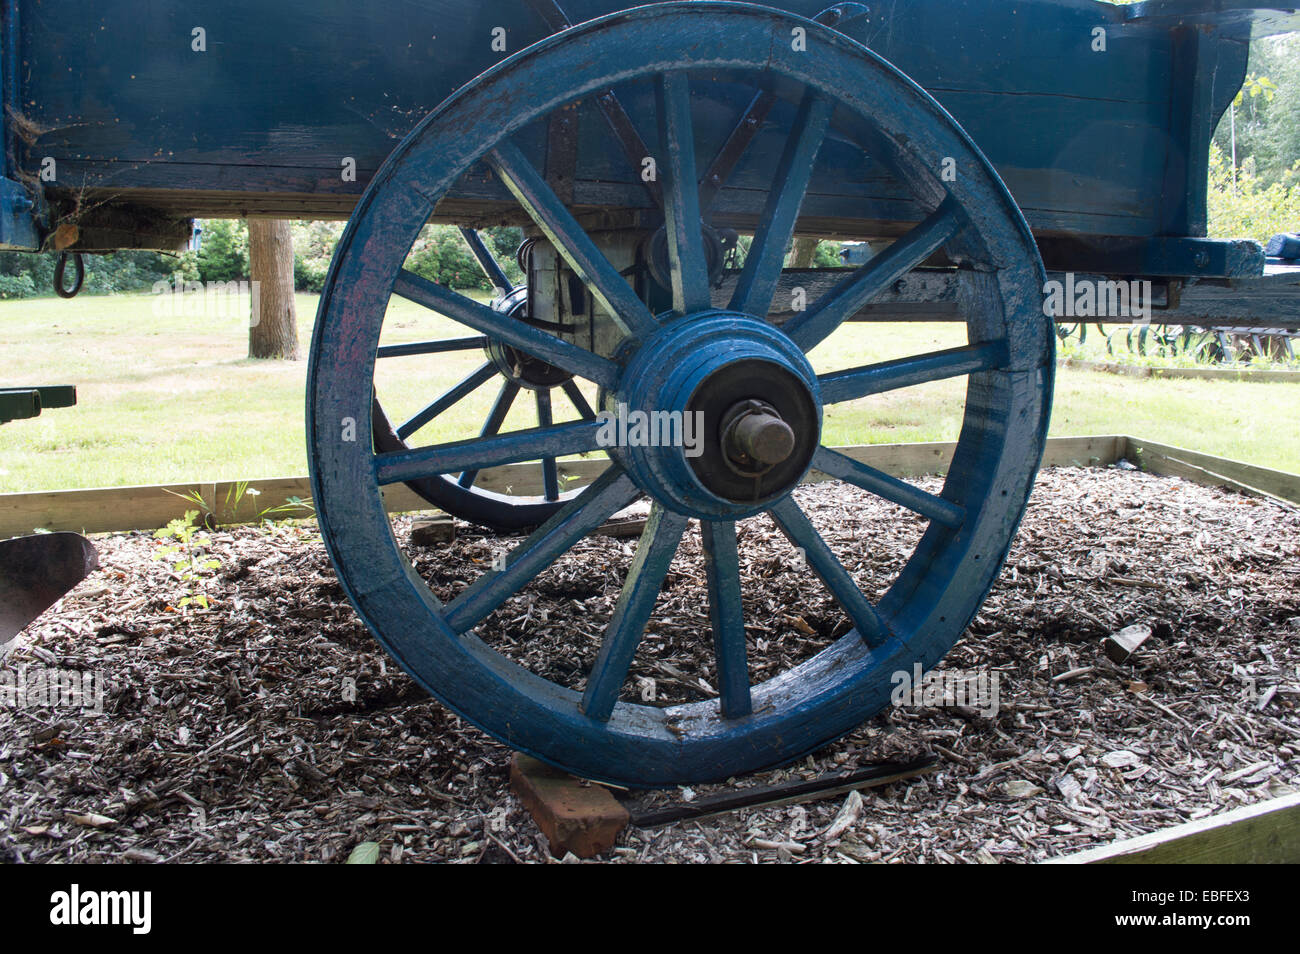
723, 399, 797, 472
625, 755, 939, 828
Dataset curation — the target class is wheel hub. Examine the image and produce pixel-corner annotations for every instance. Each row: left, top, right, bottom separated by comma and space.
721, 399, 796, 473
609, 311, 821, 519
484, 287, 573, 390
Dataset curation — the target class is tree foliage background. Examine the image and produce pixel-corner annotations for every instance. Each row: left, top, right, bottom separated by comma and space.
1206, 33, 1300, 242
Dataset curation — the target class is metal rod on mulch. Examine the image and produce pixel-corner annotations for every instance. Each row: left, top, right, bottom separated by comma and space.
624, 755, 940, 828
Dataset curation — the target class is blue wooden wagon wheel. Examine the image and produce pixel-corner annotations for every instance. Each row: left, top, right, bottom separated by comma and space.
307, 2, 1053, 785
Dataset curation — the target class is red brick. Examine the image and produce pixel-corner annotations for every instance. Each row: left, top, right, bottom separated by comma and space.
509, 753, 629, 858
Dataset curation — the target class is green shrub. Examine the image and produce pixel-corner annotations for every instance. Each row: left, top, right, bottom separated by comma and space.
485, 226, 526, 287
1207, 143, 1300, 244
406, 225, 493, 291
0, 272, 37, 299
195, 219, 249, 283
294, 255, 329, 293
290, 220, 343, 292
0, 247, 191, 298
812, 240, 845, 267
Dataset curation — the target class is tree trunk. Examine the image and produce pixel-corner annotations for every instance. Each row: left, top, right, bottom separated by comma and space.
248, 218, 300, 360
789, 237, 821, 269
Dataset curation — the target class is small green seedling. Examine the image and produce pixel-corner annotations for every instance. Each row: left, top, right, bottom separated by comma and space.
153, 510, 221, 611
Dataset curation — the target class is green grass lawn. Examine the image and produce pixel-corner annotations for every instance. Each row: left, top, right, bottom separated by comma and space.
1, 290, 1297, 494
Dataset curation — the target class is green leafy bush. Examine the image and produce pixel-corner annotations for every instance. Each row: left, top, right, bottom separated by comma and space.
293, 254, 329, 293
812, 240, 845, 267
1207, 143, 1300, 244
195, 219, 249, 283
0, 247, 193, 298
486, 226, 526, 287
0, 272, 37, 299
406, 225, 492, 290
290, 220, 343, 292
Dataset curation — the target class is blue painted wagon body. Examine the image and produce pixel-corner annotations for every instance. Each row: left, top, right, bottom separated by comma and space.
3, 1, 1296, 784
4, 0, 1295, 276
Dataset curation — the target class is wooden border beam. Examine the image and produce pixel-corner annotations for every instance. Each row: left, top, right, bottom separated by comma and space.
1125, 436, 1300, 506
0, 435, 1128, 537
6, 434, 1298, 538
1046, 792, 1300, 864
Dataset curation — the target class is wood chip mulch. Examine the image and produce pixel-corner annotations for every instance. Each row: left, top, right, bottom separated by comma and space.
2, 465, 1298, 863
